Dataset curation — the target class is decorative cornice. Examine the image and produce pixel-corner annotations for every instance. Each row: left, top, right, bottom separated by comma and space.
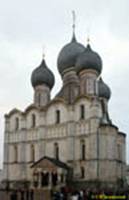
6, 108, 24, 118
24, 104, 40, 113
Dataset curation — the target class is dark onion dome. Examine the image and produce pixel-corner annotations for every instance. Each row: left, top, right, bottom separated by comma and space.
76, 44, 102, 75
31, 59, 55, 89
98, 78, 111, 100
57, 34, 85, 75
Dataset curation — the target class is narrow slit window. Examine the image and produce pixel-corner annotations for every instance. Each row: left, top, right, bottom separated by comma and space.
32, 114, 36, 128
56, 110, 60, 124
81, 140, 85, 160
81, 167, 85, 178
80, 105, 85, 120
14, 145, 18, 163
54, 143, 59, 160
31, 144, 35, 162
15, 117, 19, 130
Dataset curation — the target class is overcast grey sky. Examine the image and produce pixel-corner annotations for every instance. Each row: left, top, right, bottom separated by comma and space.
0, 0, 129, 167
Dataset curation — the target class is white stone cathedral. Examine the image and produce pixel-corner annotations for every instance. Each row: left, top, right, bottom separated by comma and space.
2, 28, 126, 190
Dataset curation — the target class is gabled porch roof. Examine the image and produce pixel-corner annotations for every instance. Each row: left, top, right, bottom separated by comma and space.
31, 156, 70, 170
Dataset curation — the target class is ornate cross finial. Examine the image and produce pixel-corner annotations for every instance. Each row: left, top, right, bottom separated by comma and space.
86, 28, 91, 49
86, 27, 91, 45
72, 10, 76, 34
42, 45, 45, 59
87, 36, 90, 44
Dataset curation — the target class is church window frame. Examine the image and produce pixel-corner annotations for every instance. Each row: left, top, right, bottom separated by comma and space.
30, 144, 35, 162
54, 142, 59, 160
14, 145, 18, 163
81, 166, 85, 178
15, 117, 19, 131
31, 114, 36, 128
80, 104, 85, 120
80, 139, 86, 160
55, 110, 60, 124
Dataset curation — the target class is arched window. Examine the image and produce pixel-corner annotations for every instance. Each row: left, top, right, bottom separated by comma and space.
31, 114, 36, 128
56, 110, 60, 124
80, 140, 85, 160
52, 171, 58, 186
81, 166, 85, 178
41, 172, 49, 186
15, 117, 19, 130
54, 143, 59, 160
80, 105, 85, 120
30, 144, 35, 162
14, 145, 18, 163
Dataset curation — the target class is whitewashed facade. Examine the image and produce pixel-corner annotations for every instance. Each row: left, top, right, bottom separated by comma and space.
2, 32, 126, 190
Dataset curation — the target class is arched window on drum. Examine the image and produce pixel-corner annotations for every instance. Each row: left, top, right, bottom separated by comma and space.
13, 145, 18, 163
54, 143, 59, 160
55, 110, 60, 124
31, 114, 36, 128
15, 117, 19, 130
30, 144, 35, 162
80, 105, 85, 120
80, 139, 85, 160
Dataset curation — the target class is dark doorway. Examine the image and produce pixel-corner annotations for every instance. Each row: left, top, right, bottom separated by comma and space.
10, 192, 18, 200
